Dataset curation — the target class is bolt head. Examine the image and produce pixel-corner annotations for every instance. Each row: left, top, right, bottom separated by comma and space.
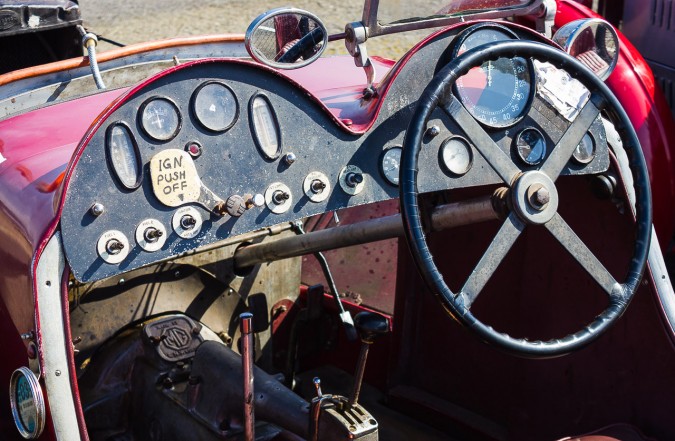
527, 184, 550, 210
284, 152, 297, 165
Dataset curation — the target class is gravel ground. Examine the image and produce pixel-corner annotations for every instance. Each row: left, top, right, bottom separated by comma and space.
78, 0, 443, 60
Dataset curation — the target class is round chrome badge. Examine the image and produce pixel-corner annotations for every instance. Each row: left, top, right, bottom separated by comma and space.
9, 367, 45, 439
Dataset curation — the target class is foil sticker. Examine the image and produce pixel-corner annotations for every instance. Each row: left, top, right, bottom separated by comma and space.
534, 60, 590, 122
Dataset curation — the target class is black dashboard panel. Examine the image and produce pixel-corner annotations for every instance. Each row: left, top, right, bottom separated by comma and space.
61, 27, 610, 282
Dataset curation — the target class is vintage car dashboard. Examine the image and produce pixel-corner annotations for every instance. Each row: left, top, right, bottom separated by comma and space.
60, 24, 610, 282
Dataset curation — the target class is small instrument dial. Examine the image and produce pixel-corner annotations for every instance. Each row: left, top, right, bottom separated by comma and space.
192, 82, 238, 133
380, 146, 402, 186
140, 97, 181, 141
514, 128, 547, 165
439, 137, 473, 176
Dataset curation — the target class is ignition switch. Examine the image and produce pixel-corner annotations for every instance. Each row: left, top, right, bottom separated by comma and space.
106, 239, 125, 254
144, 227, 164, 243
172, 207, 203, 239
338, 165, 365, 195
303, 171, 331, 203
180, 215, 197, 230
272, 190, 290, 205
135, 219, 167, 252
264, 182, 292, 214
96, 230, 130, 264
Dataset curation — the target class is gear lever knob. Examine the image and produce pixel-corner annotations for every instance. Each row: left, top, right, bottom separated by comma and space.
349, 311, 389, 407
354, 311, 389, 344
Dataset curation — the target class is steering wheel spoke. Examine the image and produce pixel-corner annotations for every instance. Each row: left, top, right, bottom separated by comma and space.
440, 95, 521, 185
540, 98, 601, 181
544, 212, 620, 297
461, 212, 526, 308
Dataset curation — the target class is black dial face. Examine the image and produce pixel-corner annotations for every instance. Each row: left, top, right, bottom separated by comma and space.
454, 25, 533, 128
380, 146, 402, 186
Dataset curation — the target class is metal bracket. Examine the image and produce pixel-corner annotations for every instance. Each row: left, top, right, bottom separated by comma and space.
535, 0, 557, 38
345, 22, 377, 98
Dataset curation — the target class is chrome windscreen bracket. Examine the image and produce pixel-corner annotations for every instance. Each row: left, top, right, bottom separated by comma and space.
536, 0, 557, 38
345, 22, 377, 98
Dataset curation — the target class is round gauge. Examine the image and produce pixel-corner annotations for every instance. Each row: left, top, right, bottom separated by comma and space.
10, 367, 45, 439
106, 122, 142, 190
439, 136, 473, 176
454, 24, 533, 128
380, 146, 402, 186
192, 82, 238, 133
514, 128, 547, 165
139, 97, 181, 141
573, 132, 596, 164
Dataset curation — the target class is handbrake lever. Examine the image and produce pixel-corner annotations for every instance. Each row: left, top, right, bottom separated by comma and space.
291, 221, 357, 341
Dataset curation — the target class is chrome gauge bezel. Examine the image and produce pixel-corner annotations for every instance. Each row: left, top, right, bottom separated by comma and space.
138, 96, 182, 142
452, 23, 535, 129
190, 80, 239, 133
249, 93, 282, 161
9, 367, 46, 439
105, 121, 143, 190
438, 136, 474, 176
513, 127, 547, 166
379, 145, 402, 186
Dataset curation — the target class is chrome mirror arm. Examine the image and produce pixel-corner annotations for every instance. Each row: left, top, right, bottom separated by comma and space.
345, 22, 377, 98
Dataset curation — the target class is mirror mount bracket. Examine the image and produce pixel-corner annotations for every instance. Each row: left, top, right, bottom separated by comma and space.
535, 0, 557, 38
345, 22, 377, 98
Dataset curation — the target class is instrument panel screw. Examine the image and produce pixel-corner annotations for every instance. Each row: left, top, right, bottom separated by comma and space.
284, 152, 297, 165
426, 125, 440, 138
90, 203, 105, 217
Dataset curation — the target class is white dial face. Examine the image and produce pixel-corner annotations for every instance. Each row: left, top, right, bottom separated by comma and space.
193, 82, 238, 132
141, 98, 181, 141
440, 137, 473, 176
381, 147, 402, 186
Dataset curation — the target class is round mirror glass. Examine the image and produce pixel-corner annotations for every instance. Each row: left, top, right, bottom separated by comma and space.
245, 8, 328, 69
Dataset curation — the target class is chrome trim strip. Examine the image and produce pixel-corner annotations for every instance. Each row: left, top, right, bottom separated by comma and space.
36, 232, 82, 441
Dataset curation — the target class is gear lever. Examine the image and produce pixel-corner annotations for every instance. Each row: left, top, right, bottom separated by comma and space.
348, 311, 389, 407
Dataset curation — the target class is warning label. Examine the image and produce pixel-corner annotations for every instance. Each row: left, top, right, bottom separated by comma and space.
149, 149, 201, 207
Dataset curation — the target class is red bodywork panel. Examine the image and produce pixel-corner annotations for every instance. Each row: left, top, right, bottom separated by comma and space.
0, 3, 673, 437
556, 0, 675, 244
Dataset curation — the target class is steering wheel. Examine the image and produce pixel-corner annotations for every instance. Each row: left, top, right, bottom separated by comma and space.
277, 27, 325, 63
400, 40, 652, 358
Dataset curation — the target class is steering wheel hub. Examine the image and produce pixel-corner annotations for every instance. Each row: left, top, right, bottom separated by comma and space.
512, 171, 558, 225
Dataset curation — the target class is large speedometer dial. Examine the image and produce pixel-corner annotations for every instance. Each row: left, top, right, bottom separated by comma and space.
454, 24, 533, 128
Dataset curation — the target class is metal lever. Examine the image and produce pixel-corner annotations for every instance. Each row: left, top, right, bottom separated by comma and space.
240, 312, 255, 441
349, 311, 389, 407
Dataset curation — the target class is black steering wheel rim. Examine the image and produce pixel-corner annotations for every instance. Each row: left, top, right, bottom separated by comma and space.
400, 40, 652, 358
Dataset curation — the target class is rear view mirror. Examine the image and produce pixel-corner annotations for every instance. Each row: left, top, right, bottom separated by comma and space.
245, 8, 328, 70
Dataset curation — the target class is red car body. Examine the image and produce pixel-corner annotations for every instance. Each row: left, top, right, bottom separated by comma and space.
0, 0, 674, 440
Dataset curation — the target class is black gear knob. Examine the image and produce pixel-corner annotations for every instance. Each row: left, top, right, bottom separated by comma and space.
354, 311, 389, 344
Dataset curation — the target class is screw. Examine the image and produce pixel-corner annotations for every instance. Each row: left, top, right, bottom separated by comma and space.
55, 370, 61, 376
284, 152, 297, 165
90, 203, 105, 216
426, 125, 440, 138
